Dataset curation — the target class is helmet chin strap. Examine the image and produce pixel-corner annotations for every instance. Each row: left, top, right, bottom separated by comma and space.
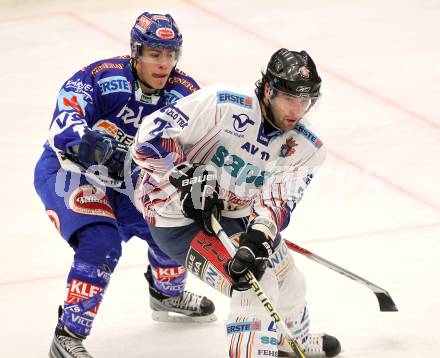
131, 60, 156, 92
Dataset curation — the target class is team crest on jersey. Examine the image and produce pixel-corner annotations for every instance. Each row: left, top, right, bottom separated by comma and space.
279, 137, 298, 157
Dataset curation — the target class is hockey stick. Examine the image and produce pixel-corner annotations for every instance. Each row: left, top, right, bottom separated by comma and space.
283, 239, 398, 312
211, 216, 307, 358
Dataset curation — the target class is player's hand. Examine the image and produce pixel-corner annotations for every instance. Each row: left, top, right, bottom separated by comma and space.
226, 229, 274, 291
169, 163, 223, 236
77, 130, 128, 180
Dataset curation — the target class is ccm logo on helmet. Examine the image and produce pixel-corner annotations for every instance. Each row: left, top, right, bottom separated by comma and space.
156, 28, 175, 39
181, 174, 215, 187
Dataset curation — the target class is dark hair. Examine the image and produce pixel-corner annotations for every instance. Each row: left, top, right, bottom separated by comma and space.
254, 72, 267, 101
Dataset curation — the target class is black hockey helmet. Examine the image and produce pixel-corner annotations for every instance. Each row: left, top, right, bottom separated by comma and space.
266, 48, 321, 99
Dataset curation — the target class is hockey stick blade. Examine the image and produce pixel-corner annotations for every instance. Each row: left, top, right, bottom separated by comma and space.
375, 292, 398, 312
211, 216, 307, 358
284, 239, 398, 312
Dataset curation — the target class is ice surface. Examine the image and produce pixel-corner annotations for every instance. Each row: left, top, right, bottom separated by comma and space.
1, 0, 439, 356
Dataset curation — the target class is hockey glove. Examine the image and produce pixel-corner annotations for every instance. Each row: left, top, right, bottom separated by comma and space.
226, 229, 274, 291
169, 163, 223, 236
76, 130, 128, 181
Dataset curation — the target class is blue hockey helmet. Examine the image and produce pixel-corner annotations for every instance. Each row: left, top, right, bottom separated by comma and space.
130, 12, 183, 60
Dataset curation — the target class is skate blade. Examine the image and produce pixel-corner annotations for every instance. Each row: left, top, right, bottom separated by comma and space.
151, 310, 217, 323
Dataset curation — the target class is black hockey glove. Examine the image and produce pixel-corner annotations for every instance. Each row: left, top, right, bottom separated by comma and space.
76, 130, 128, 181
226, 229, 274, 291
169, 163, 224, 236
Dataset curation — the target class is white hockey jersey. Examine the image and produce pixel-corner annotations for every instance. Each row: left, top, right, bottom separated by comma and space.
132, 83, 326, 230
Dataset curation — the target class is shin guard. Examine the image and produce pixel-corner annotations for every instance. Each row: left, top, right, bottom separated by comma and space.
61, 259, 111, 337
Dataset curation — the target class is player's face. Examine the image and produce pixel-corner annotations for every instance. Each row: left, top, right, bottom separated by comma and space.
268, 87, 311, 131
135, 47, 177, 89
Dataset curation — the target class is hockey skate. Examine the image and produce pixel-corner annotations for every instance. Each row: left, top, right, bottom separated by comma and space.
278, 333, 341, 357
145, 265, 217, 323
49, 322, 93, 358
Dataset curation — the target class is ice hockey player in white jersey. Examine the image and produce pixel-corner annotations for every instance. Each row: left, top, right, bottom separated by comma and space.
132, 48, 342, 357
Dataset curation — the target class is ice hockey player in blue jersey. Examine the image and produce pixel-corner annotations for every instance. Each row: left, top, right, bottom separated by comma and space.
34, 12, 216, 358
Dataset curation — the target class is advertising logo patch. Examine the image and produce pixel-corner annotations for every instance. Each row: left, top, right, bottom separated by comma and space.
226, 320, 262, 334
65, 78, 93, 102
217, 91, 253, 109
98, 76, 132, 96
210, 145, 270, 187
91, 63, 124, 77
155, 267, 187, 281
152, 15, 169, 21
69, 185, 115, 219
93, 120, 134, 146
135, 15, 153, 32
293, 124, 323, 148
156, 27, 175, 39
232, 113, 255, 132
57, 89, 87, 116
202, 263, 232, 296
66, 279, 103, 314
46, 209, 61, 233
185, 248, 208, 280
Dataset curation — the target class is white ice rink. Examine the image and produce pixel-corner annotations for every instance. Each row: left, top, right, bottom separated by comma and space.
1, 0, 439, 356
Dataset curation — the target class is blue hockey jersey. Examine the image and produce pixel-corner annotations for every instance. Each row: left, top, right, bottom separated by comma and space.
35, 55, 199, 187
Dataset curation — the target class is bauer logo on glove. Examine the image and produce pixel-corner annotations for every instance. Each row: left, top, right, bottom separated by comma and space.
169, 163, 223, 236
181, 173, 216, 188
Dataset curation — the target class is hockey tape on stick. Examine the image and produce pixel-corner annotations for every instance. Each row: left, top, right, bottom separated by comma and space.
284, 239, 398, 312
210, 216, 307, 358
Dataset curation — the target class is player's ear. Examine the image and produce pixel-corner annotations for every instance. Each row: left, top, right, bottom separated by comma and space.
263, 82, 270, 101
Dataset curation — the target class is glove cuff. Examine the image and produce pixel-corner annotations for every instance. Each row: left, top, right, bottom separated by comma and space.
249, 216, 277, 241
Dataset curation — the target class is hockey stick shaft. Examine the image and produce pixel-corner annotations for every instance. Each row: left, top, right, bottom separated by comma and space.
284, 239, 398, 312
210, 216, 307, 358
